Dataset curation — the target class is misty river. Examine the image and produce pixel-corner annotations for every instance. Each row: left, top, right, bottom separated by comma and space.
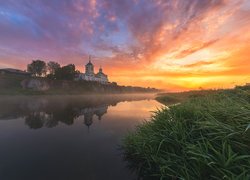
0, 94, 163, 180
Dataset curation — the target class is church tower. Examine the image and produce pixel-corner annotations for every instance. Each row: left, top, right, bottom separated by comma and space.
77, 55, 109, 83
85, 55, 94, 76
99, 66, 102, 73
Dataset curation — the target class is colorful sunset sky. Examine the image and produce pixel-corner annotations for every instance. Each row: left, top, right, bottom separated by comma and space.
0, 0, 250, 91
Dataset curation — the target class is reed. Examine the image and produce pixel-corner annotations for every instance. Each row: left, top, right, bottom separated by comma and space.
123, 86, 250, 179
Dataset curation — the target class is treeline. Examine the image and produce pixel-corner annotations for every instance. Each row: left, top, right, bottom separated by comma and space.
27, 60, 79, 80
1, 59, 161, 94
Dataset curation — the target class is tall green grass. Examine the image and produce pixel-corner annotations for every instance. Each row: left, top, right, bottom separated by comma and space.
123, 87, 250, 179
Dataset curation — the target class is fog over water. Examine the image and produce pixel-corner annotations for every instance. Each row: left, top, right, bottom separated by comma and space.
0, 94, 162, 180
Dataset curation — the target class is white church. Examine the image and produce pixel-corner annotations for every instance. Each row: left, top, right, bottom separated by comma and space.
76, 56, 109, 84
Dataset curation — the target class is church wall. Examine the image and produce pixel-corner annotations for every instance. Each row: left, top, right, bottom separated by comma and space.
77, 73, 108, 84
75, 60, 109, 84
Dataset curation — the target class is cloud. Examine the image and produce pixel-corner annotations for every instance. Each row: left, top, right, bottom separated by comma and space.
183, 61, 214, 68
174, 39, 219, 59
0, 0, 249, 90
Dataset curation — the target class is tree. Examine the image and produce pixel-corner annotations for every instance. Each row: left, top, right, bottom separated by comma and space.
54, 64, 79, 80
47, 61, 60, 79
27, 60, 47, 77
47, 61, 60, 75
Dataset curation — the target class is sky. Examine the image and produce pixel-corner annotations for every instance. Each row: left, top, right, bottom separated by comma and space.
0, 0, 250, 91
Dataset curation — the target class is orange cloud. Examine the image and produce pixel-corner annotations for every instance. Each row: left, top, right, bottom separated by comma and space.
1, 0, 249, 91
174, 39, 219, 59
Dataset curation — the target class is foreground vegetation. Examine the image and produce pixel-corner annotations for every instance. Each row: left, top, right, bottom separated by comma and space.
123, 85, 250, 179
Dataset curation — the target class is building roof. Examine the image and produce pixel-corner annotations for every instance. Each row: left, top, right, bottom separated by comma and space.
0, 68, 31, 75
96, 71, 107, 78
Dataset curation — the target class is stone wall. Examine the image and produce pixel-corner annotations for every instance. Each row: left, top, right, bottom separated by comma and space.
21, 79, 50, 91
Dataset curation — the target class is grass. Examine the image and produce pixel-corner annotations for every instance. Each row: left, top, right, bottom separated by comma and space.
123, 86, 250, 179
156, 89, 221, 105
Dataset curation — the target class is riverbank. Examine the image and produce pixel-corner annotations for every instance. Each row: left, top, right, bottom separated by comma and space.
123, 85, 250, 179
155, 89, 223, 105
0, 74, 159, 95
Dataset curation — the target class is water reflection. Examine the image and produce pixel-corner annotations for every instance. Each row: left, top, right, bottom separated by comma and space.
0, 94, 162, 180
0, 94, 154, 130
24, 105, 108, 129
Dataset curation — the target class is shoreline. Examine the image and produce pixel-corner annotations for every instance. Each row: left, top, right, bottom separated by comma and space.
0, 74, 160, 96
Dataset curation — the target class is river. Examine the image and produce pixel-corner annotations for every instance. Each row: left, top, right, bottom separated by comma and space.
0, 94, 163, 180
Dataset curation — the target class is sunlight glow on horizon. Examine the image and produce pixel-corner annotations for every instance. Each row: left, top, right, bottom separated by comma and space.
0, 0, 250, 91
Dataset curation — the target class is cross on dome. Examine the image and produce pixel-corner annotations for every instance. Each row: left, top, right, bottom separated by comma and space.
88, 55, 91, 63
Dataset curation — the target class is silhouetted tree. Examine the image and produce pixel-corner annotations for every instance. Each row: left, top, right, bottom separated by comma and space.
47, 61, 60, 75
47, 61, 60, 79
54, 64, 79, 80
27, 60, 47, 77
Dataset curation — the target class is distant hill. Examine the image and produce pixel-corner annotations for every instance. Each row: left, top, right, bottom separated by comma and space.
0, 74, 160, 95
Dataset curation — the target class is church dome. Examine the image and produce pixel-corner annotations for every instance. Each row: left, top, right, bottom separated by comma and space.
86, 55, 93, 66
86, 60, 93, 66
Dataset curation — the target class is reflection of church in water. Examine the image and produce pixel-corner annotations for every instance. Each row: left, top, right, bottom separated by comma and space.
0, 95, 152, 131
5, 103, 110, 130
77, 105, 108, 130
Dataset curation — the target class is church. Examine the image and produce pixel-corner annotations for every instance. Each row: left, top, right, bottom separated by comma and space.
76, 56, 109, 84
